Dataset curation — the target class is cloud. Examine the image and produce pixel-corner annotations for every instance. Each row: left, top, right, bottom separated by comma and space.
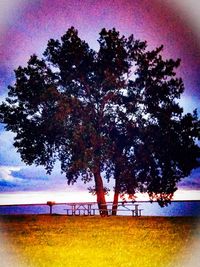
0, 161, 68, 191
0, 164, 50, 185
0, 128, 22, 166
178, 168, 200, 190
0, 165, 24, 188
0, 0, 27, 28
0, 161, 94, 193
179, 94, 200, 114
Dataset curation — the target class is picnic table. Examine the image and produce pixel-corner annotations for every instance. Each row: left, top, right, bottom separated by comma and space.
131, 204, 143, 216
64, 202, 143, 216
65, 203, 96, 216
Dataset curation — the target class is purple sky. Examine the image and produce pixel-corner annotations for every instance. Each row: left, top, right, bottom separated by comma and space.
0, 0, 200, 202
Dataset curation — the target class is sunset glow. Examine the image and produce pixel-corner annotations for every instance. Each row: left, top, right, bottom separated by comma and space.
0, 189, 199, 206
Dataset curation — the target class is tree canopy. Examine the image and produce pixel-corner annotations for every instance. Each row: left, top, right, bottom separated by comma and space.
0, 27, 200, 214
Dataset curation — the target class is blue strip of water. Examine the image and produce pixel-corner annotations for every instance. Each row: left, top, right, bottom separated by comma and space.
0, 201, 199, 216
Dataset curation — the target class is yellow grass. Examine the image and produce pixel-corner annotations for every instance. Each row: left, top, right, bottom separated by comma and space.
0, 215, 199, 267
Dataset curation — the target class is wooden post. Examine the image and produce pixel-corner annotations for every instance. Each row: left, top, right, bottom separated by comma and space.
134, 204, 139, 216
47, 201, 55, 215
72, 204, 76, 215
88, 204, 92, 215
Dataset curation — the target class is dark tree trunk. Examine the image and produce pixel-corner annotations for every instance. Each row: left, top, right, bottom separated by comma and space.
112, 190, 119, 216
112, 178, 119, 215
93, 167, 108, 216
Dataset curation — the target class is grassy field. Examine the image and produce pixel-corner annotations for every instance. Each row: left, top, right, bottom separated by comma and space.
0, 215, 200, 267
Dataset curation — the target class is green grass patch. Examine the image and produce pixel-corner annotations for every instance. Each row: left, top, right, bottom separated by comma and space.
0, 215, 199, 267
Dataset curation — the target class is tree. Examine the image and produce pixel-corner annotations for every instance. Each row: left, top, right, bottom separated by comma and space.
0, 27, 199, 215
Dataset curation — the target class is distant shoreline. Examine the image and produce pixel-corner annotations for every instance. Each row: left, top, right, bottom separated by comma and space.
0, 199, 200, 207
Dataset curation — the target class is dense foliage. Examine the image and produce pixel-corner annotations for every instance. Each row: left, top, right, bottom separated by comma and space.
0, 27, 200, 213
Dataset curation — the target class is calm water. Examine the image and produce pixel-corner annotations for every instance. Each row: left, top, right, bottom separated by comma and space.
0, 201, 200, 216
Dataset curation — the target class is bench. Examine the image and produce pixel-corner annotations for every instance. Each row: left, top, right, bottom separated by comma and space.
64, 208, 96, 216
131, 209, 143, 216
